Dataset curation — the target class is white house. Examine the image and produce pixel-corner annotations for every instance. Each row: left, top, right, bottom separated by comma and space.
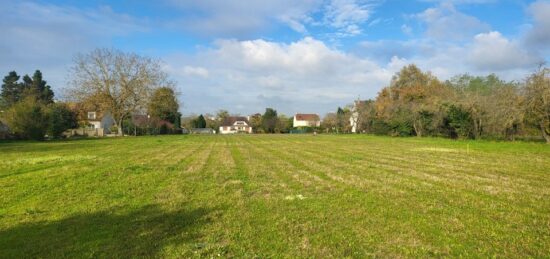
219, 116, 253, 134
350, 104, 359, 133
293, 114, 321, 128
86, 111, 115, 134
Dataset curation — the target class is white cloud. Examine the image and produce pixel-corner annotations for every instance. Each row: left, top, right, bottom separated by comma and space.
164, 0, 320, 37
164, 37, 398, 115
525, 0, 550, 51
415, 2, 490, 41
322, 0, 377, 36
469, 31, 542, 71
181, 66, 209, 78
165, 0, 377, 38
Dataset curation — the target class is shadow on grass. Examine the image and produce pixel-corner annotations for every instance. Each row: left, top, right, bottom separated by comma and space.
0, 204, 215, 258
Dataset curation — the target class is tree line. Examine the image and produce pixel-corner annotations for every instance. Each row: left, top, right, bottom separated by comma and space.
1, 49, 181, 140
0, 70, 77, 140
182, 107, 295, 133
2, 48, 548, 142
334, 64, 549, 143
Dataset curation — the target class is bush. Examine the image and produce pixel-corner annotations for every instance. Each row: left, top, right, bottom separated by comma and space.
159, 124, 169, 134
445, 104, 473, 139
47, 103, 77, 139
3, 97, 49, 140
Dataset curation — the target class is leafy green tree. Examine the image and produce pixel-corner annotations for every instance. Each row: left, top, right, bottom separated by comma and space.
3, 96, 49, 140
445, 104, 473, 139
21, 70, 54, 104
321, 112, 337, 133
262, 108, 277, 133
275, 114, 293, 133
174, 114, 182, 129
193, 114, 207, 128
147, 87, 179, 124
248, 114, 263, 133
336, 107, 347, 133
216, 110, 229, 122
523, 66, 550, 143
47, 103, 77, 139
1, 71, 22, 108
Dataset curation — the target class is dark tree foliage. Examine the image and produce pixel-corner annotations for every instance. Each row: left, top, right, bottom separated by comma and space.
262, 108, 278, 133
1, 70, 54, 108
193, 114, 207, 128
173, 113, 182, 129
47, 103, 78, 139
21, 70, 54, 104
445, 104, 473, 139
1, 71, 22, 107
336, 107, 346, 133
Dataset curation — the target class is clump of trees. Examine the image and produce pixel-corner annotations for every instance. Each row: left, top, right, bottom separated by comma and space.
0, 70, 77, 140
348, 64, 550, 143
182, 108, 293, 134
67, 48, 176, 136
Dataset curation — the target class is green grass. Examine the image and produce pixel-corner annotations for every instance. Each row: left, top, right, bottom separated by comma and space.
1, 135, 549, 258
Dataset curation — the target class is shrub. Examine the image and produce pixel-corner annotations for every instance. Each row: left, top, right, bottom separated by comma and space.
3, 97, 48, 140
47, 103, 77, 139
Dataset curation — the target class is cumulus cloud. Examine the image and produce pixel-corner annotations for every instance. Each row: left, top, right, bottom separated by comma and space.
469, 31, 542, 71
415, 2, 490, 41
322, 0, 378, 36
164, 0, 320, 37
525, 0, 550, 51
164, 37, 397, 115
181, 66, 209, 78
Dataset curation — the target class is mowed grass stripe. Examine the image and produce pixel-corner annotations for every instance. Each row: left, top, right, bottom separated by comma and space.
0, 135, 549, 257
235, 136, 550, 257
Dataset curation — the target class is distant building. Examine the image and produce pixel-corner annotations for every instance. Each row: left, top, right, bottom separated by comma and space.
293, 114, 321, 128
350, 100, 369, 133
86, 111, 116, 134
350, 103, 359, 133
190, 128, 216, 134
219, 116, 253, 134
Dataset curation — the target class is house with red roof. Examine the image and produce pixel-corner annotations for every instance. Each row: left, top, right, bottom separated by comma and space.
293, 114, 321, 128
219, 116, 253, 134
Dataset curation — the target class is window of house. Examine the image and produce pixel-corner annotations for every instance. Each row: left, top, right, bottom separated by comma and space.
88, 112, 96, 120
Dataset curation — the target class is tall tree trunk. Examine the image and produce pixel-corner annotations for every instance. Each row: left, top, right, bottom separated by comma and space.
413, 121, 422, 137
542, 123, 550, 143
117, 120, 123, 136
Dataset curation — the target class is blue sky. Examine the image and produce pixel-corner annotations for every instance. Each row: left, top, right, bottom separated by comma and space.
1, 0, 549, 116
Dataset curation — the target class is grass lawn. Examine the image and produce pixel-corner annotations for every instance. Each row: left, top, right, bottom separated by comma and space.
0, 135, 549, 258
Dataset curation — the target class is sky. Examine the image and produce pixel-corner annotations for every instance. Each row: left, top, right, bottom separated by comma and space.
1, 0, 549, 116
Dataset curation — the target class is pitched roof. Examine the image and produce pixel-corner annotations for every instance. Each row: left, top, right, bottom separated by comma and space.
294, 114, 320, 121
221, 116, 249, 126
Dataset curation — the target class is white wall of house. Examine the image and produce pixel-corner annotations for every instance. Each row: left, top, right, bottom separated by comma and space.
219, 121, 253, 134
293, 117, 321, 127
350, 111, 359, 133
87, 112, 115, 133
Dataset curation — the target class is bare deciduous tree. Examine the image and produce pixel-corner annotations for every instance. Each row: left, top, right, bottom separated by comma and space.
67, 48, 174, 135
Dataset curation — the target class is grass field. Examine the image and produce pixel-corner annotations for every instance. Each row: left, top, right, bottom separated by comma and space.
1, 135, 549, 258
